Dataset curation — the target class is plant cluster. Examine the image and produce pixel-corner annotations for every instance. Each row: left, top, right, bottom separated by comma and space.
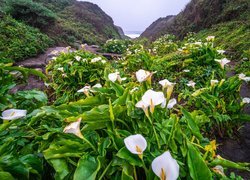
0, 15, 53, 62
102, 39, 132, 54
46, 50, 107, 104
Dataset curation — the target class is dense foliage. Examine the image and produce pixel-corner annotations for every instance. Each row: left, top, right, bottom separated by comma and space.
0, 15, 53, 62
102, 39, 132, 54
0, 35, 249, 179
4, 0, 56, 29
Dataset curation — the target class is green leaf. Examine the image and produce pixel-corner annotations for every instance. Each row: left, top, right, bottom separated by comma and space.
182, 108, 203, 140
49, 159, 70, 180
0, 171, 14, 180
73, 155, 100, 180
117, 147, 142, 167
187, 141, 212, 180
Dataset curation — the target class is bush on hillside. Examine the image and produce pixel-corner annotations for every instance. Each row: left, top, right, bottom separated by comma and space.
5, 0, 56, 29
0, 15, 53, 62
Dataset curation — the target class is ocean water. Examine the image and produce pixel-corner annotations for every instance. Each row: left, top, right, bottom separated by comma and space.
125, 31, 142, 39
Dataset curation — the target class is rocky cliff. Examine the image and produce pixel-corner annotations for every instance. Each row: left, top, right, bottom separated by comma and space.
141, 0, 250, 41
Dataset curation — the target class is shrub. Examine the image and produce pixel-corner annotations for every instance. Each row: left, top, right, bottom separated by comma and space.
5, 0, 56, 29
0, 15, 53, 62
102, 39, 132, 54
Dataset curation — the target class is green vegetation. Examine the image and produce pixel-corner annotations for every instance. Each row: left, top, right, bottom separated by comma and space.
0, 15, 53, 62
102, 39, 132, 54
0, 0, 121, 62
0, 36, 249, 179
4, 0, 56, 28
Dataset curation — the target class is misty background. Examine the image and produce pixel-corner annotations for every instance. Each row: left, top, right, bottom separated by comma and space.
81, 0, 190, 34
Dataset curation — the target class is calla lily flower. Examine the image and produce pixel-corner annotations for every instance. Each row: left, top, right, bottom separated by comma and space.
152, 151, 179, 180
77, 86, 91, 96
92, 83, 102, 88
206, 36, 215, 42
159, 79, 176, 100
124, 134, 147, 159
0, 109, 27, 120
187, 80, 196, 88
63, 118, 83, 139
183, 69, 190, 72
136, 100, 150, 117
75, 56, 81, 61
242, 97, 250, 104
215, 58, 230, 69
91, 57, 102, 63
167, 98, 177, 109
57, 67, 64, 72
239, 73, 250, 82
217, 50, 225, 55
136, 69, 152, 83
141, 90, 166, 113
210, 80, 219, 87
108, 72, 126, 83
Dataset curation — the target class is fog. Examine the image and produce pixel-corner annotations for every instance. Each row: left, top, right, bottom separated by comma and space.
80, 0, 190, 32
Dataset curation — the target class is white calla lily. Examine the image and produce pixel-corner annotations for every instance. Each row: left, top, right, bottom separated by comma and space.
136, 69, 152, 83
91, 57, 102, 63
152, 151, 179, 180
75, 56, 81, 61
124, 134, 147, 158
108, 72, 126, 83
63, 118, 83, 139
242, 97, 250, 104
141, 90, 166, 113
210, 79, 219, 87
183, 69, 190, 72
57, 67, 64, 72
206, 36, 215, 42
187, 80, 196, 88
167, 98, 177, 109
215, 58, 230, 69
239, 73, 250, 82
159, 79, 176, 100
217, 50, 225, 55
0, 109, 27, 120
77, 86, 91, 96
92, 83, 102, 88
136, 100, 150, 117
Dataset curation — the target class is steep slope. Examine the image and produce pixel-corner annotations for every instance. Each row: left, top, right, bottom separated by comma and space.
1, 0, 121, 45
141, 0, 250, 41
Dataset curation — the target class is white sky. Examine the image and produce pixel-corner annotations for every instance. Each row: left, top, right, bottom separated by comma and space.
80, 0, 190, 32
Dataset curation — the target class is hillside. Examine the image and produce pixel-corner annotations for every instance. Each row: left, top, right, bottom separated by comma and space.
0, 0, 122, 62
141, 0, 250, 55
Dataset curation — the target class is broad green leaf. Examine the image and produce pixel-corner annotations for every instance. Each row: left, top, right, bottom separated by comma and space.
50, 159, 70, 180
182, 108, 203, 140
73, 155, 100, 180
187, 141, 212, 180
117, 147, 142, 167
0, 171, 14, 180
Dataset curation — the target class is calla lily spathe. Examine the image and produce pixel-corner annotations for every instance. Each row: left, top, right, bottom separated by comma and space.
75, 56, 81, 61
217, 50, 225, 55
124, 134, 147, 158
0, 109, 27, 120
187, 81, 196, 88
108, 72, 126, 83
167, 98, 177, 109
141, 90, 166, 113
77, 86, 91, 96
136, 100, 149, 117
92, 83, 102, 88
152, 151, 179, 180
136, 69, 152, 83
159, 79, 176, 100
242, 97, 250, 104
210, 79, 219, 87
215, 58, 230, 69
206, 36, 215, 42
239, 73, 250, 82
63, 118, 83, 139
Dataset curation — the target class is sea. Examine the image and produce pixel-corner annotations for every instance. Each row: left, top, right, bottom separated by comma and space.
125, 31, 142, 39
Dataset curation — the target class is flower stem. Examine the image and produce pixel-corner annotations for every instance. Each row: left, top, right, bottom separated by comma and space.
147, 116, 160, 149
98, 160, 112, 180
82, 136, 96, 152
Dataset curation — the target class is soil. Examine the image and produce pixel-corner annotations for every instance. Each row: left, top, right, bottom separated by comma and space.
12, 48, 250, 178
